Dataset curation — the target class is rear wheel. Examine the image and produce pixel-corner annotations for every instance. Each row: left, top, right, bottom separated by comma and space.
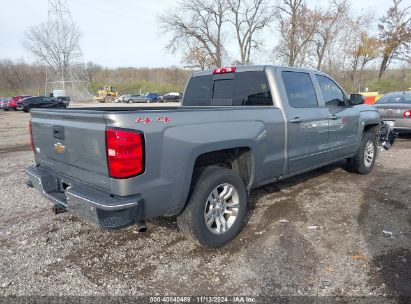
105, 96, 113, 103
177, 166, 248, 248
346, 130, 377, 174
128, 99, 133, 103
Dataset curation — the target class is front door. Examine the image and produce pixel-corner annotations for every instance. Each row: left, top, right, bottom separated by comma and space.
279, 70, 329, 174
315, 74, 360, 160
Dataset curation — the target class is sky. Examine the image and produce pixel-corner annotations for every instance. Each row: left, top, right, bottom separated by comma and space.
0, 0, 398, 68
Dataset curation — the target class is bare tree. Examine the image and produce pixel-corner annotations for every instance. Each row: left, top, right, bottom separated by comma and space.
313, 0, 348, 70
159, 0, 229, 68
377, 0, 411, 78
182, 45, 215, 69
274, 0, 325, 67
24, 19, 82, 77
228, 0, 274, 64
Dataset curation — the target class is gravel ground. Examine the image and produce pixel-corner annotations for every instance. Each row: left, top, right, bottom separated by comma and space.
0, 108, 410, 299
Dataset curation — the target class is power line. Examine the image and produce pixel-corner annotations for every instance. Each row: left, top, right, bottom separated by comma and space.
152, 0, 170, 7
103, 0, 159, 16
68, 0, 156, 25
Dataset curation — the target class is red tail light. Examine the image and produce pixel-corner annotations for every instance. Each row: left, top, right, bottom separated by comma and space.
106, 128, 144, 178
213, 67, 236, 74
29, 120, 34, 152
404, 110, 411, 118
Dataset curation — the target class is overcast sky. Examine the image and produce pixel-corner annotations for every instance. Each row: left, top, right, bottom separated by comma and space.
0, 0, 397, 68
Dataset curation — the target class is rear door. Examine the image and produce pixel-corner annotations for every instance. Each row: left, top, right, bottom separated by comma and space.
314, 74, 360, 160
277, 69, 329, 174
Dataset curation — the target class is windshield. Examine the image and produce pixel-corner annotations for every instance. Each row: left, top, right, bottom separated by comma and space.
376, 93, 411, 104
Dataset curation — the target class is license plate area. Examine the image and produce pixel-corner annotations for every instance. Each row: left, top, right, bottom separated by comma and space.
382, 120, 395, 128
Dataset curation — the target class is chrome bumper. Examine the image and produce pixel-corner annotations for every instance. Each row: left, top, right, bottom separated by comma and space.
26, 165, 144, 229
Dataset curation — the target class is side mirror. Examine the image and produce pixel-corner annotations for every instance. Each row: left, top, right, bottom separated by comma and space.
350, 93, 365, 105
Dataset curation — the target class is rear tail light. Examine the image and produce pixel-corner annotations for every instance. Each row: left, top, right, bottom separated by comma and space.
106, 128, 144, 178
29, 120, 34, 152
403, 110, 411, 118
213, 67, 236, 74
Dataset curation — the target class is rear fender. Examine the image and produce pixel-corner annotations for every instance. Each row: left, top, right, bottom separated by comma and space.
161, 121, 265, 215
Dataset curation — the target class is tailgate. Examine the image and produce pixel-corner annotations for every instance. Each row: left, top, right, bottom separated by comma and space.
31, 110, 111, 191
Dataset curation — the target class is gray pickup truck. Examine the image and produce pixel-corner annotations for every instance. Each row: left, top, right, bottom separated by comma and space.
27, 65, 390, 248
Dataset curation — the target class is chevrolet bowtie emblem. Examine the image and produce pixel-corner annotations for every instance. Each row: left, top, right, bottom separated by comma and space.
54, 143, 66, 154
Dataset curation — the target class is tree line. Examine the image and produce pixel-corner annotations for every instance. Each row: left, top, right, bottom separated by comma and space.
0, 60, 191, 97
2, 0, 410, 98
160, 0, 411, 86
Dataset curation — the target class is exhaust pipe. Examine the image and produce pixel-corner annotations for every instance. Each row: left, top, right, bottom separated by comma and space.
136, 220, 147, 232
52, 203, 67, 215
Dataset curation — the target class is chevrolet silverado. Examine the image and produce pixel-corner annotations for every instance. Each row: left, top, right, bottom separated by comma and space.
26, 65, 393, 248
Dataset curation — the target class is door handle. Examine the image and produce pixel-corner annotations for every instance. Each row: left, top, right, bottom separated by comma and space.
329, 115, 338, 120
290, 117, 302, 123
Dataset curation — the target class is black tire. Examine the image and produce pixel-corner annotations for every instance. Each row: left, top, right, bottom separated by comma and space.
346, 130, 377, 174
128, 99, 133, 103
177, 166, 248, 248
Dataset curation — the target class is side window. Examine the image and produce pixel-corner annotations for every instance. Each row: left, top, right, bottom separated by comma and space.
316, 75, 345, 107
212, 72, 273, 106
233, 72, 272, 106
281, 71, 318, 107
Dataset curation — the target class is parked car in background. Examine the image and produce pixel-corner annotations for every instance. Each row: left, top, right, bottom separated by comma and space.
0, 98, 11, 110
16, 96, 67, 112
120, 94, 144, 103
50, 90, 70, 105
159, 92, 181, 102
374, 91, 411, 133
8, 95, 31, 110
55, 96, 70, 107
145, 92, 160, 102
128, 92, 160, 103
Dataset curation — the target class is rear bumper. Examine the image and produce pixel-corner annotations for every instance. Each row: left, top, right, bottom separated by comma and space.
26, 165, 144, 229
381, 118, 411, 131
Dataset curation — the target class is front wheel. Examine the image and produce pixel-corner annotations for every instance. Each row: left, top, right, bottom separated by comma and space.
177, 166, 248, 248
346, 130, 377, 174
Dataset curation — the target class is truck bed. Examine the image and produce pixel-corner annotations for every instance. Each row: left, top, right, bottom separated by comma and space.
30, 106, 286, 219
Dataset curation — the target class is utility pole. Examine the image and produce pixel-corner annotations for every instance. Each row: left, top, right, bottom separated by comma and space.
45, 0, 92, 100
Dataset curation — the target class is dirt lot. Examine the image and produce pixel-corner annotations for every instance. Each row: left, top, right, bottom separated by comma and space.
0, 107, 410, 300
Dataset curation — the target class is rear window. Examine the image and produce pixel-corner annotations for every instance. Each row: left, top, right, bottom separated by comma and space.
183, 71, 273, 106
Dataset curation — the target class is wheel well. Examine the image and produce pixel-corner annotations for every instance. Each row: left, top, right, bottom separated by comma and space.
364, 123, 379, 134
194, 148, 252, 187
